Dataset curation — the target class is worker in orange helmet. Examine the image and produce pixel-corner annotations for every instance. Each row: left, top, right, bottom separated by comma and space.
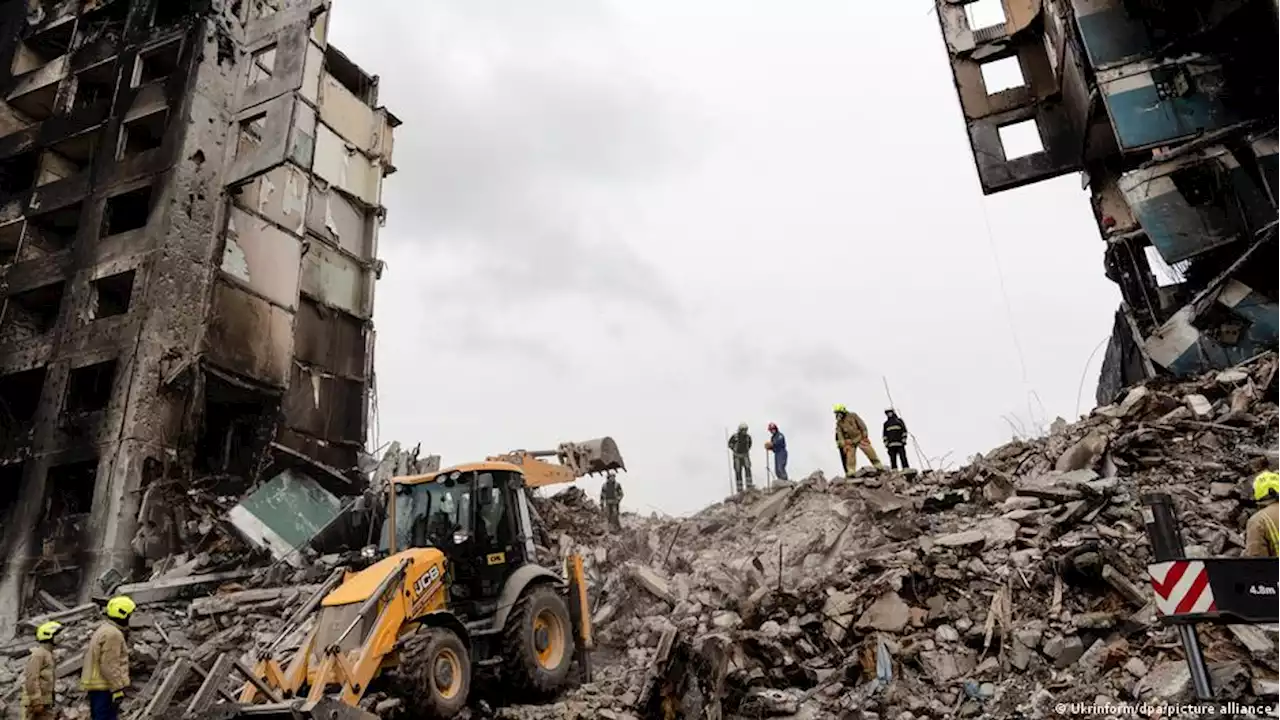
764, 422, 788, 481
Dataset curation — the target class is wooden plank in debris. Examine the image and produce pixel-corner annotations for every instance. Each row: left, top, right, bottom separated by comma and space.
38, 590, 69, 612
115, 569, 256, 605
21, 603, 97, 628
138, 658, 193, 719
1102, 565, 1147, 607
1014, 487, 1082, 504
185, 653, 239, 714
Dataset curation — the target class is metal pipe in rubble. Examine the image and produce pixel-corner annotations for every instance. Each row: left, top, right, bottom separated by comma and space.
1141, 492, 1214, 700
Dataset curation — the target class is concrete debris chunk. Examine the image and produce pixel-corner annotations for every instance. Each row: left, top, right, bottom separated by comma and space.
855, 591, 911, 633
1183, 393, 1214, 417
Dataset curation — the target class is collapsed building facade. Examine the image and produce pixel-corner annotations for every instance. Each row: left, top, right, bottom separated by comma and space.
933, 0, 1278, 404
0, 0, 397, 624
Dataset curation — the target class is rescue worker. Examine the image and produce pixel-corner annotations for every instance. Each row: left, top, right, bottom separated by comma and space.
727, 423, 754, 493
20, 621, 61, 720
883, 409, 909, 470
834, 404, 883, 476
1244, 470, 1279, 557
82, 595, 134, 720
600, 471, 624, 533
764, 422, 788, 481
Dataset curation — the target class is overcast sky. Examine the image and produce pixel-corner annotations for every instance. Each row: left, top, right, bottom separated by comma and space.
328, 1, 1121, 516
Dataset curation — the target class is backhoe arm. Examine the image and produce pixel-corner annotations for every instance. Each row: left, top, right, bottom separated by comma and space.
488, 437, 626, 489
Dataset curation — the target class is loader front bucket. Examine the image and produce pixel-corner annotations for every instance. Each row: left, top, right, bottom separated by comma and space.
559, 436, 626, 475
198, 699, 379, 720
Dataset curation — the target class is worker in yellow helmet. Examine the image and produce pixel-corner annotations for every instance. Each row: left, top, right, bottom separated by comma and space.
20, 621, 62, 720
1244, 470, 1279, 558
834, 404, 884, 476
81, 595, 134, 720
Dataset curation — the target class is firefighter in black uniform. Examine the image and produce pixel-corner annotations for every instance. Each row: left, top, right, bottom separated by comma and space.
883, 409, 910, 470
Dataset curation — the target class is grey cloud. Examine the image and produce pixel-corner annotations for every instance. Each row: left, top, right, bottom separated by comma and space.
361, 2, 695, 318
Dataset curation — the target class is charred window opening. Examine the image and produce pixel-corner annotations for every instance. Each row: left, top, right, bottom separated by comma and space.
72, 61, 119, 114
37, 147, 90, 186
0, 151, 39, 196
102, 185, 153, 237
1, 281, 66, 336
118, 109, 168, 159
48, 130, 100, 176
151, 0, 200, 27
25, 202, 82, 257
1170, 166, 1223, 207
248, 44, 277, 85
0, 463, 21, 526
0, 366, 46, 432
133, 40, 182, 87
34, 458, 98, 603
324, 46, 376, 103
65, 360, 117, 413
981, 56, 1026, 95
196, 375, 274, 476
10, 21, 73, 76
90, 270, 135, 319
236, 113, 266, 160
0, 221, 20, 265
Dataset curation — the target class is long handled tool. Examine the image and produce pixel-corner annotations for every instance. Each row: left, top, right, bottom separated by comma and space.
882, 376, 934, 472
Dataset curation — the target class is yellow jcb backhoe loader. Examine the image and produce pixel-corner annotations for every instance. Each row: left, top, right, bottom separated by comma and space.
194, 438, 625, 720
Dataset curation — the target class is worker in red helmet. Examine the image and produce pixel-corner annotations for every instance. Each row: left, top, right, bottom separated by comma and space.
763, 422, 788, 481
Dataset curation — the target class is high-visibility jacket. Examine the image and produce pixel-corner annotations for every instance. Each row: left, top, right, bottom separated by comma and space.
883, 415, 908, 448
21, 643, 55, 711
81, 622, 129, 692
1245, 502, 1279, 557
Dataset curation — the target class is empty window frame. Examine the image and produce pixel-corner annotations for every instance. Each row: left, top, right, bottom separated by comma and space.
248, 45, 277, 85
10, 21, 73, 76
65, 360, 117, 413
998, 119, 1044, 159
2, 281, 65, 334
132, 40, 182, 87
101, 186, 154, 237
90, 270, 135, 319
117, 110, 169, 159
236, 113, 267, 160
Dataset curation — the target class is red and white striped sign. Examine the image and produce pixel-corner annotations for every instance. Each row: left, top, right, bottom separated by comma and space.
1149, 560, 1218, 617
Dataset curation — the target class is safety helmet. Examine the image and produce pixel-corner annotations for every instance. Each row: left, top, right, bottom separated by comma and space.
885, 408, 895, 414
738, 423, 748, 431
35, 621, 62, 642
833, 404, 847, 414
767, 422, 778, 432
105, 595, 137, 621
1254, 471, 1279, 502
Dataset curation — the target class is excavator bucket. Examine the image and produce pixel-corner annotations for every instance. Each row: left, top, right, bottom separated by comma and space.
559, 436, 626, 475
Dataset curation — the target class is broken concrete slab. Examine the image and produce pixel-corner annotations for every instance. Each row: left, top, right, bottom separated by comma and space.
1184, 393, 1214, 417
858, 488, 908, 516
855, 591, 910, 633
626, 563, 675, 605
933, 529, 986, 548
114, 569, 260, 605
752, 487, 795, 524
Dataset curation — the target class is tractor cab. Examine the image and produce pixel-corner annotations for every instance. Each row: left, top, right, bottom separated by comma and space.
380, 462, 540, 621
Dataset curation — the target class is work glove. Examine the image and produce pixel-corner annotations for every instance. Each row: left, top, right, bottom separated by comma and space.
112, 690, 124, 706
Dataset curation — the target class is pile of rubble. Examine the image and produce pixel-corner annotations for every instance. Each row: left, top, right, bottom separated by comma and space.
0, 354, 1275, 720
502, 353, 1278, 719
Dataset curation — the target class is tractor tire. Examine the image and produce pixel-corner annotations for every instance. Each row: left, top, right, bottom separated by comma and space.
403, 627, 472, 719
502, 584, 576, 696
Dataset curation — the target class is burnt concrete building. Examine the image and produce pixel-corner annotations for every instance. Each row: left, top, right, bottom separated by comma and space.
0, 0, 397, 622
933, 0, 1278, 402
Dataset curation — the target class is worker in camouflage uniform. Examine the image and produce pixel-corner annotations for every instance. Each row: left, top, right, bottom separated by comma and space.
600, 471, 624, 533
834, 404, 883, 475
882, 409, 910, 470
20, 621, 61, 720
1245, 470, 1279, 557
727, 423, 754, 493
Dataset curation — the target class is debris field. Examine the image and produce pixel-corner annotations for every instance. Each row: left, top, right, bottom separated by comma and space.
1, 354, 1277, 720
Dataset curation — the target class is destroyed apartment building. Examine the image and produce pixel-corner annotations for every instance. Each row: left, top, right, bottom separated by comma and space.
934, 0, 1278, 403
0, 0, 398, 625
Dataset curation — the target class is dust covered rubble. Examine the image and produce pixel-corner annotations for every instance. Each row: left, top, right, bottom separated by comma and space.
0, 354, 1275, 720
504, 353, 1278, 719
